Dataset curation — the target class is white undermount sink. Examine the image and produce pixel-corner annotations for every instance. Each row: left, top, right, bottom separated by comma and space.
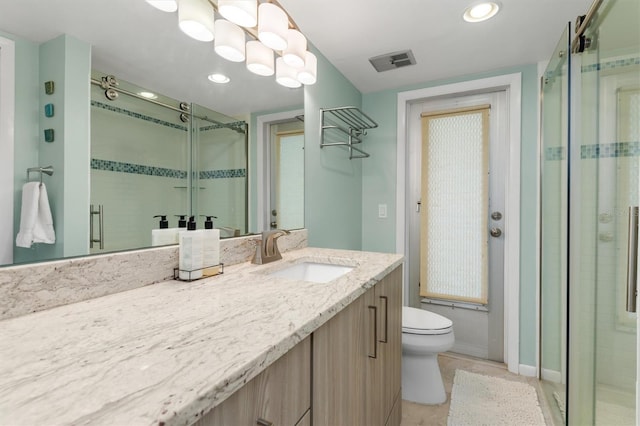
268, 262, 354, 284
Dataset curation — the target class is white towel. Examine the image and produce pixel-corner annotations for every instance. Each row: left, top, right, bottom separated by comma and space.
16, 182, 56, 248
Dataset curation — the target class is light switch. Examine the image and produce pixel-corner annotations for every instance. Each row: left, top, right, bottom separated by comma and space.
378, 204, 387, 219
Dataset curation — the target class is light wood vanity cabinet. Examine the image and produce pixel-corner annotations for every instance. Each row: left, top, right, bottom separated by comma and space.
313, 266, 402, 426
197, 336, 311, 426
197, 266, 401, 426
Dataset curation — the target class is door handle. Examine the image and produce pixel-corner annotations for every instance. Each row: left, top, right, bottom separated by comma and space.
490, 227, 502, 238
626, 206, 639, 313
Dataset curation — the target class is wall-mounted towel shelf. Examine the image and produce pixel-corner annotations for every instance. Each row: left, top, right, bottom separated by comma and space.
27, 166, 54, 183
320, 106, 378, 159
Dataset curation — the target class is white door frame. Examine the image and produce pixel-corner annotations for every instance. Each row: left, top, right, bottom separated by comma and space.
0, 36, 15, 265
256, 109, 304, 231
396, 73, 522, 374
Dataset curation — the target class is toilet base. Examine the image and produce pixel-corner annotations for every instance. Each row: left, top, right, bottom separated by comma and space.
402, 351, 447, 405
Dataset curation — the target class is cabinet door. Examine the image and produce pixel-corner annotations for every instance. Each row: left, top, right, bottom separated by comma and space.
198, 336, 310, 426
312, 288, 374, 425
376, 266, 402, 426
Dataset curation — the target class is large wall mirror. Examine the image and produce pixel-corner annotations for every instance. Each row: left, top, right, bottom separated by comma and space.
0, 0, 304, 267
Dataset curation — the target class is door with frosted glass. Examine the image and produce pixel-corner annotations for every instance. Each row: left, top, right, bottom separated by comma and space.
270, 131, 304, 230
418, 96, 506, 362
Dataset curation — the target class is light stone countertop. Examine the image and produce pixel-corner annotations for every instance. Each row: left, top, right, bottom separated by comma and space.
0, 247, 403, 426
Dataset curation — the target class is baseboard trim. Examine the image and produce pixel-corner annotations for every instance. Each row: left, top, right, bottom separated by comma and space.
541, 368, 562, 383
519, 364, 537, 377
452, 342, 488, 360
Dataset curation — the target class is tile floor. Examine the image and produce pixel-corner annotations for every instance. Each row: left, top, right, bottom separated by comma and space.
400, 352, 555, 426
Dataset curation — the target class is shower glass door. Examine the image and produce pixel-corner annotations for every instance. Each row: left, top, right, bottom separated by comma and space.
539, 23, 570, 426
569, 0, 640, 423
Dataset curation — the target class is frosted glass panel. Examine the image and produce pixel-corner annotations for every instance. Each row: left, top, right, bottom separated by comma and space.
420, 108, 489, 304
277, 133, 304, 229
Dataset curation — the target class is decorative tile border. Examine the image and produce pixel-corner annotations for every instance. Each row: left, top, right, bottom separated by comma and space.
199, 169, 247, 179
91, 101, 188, 131
91, 159, 246, 180
91, 159, 188, 179
582, 57, 640, 73
581, 142, 640, 159
545, 146, 566, 161
200, 121, 247, 133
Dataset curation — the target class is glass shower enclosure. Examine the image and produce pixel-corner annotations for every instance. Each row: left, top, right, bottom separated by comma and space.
540, 0, 640, 424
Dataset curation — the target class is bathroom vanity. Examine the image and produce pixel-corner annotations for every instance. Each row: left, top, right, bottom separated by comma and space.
0, 246, 403, 425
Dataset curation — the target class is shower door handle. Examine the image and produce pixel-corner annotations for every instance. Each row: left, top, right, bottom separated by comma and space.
90, 204, 104, 250
626, 207, 639, 313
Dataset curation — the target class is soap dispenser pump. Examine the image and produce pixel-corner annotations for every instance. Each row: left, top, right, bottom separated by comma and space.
154, 215, 169, 229
176, 215, 187, 228
202, 215, 218, 229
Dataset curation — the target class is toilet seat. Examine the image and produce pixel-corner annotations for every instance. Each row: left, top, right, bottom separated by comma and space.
402, 306, 453, 335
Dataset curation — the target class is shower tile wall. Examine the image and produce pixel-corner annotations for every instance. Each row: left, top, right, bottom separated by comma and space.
196, 123, 247, 235
90, 93, 189, 253
580, 56, 639, 394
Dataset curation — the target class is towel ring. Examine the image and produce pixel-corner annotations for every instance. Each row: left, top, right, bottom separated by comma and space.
27, 166, 54, 184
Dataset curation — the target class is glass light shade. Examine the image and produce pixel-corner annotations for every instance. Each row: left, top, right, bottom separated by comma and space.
297, 51, 317, 85
215, 19, 246, 62
178, 0, 215, 42
258, 3, 288, 51
146, 0, 178, 12
246, 41, 274, 76
283, 30, 307, 68
218, 0, 257, 28
276, 57, 301, 88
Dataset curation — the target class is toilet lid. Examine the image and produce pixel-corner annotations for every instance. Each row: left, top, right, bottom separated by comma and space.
402, 306, 453, 335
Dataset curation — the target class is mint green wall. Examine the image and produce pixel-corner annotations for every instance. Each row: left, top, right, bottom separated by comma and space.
361, 64, 540, 367
303, 47, 363, 250
11, 34, 90, 264
4, 31, 41, 264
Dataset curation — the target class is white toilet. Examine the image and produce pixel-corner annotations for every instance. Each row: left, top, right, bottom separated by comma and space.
401, 306, 454, 405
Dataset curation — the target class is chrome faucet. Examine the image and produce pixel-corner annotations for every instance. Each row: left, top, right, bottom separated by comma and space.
251, 229, 291, 264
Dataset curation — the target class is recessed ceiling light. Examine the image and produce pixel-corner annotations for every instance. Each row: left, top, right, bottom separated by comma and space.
463, 1, 500, 22
208, 73, 230, 84
139, 91, 158, 99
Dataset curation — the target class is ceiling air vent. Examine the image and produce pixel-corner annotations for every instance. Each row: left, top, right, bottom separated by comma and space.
369, 50, 417, 72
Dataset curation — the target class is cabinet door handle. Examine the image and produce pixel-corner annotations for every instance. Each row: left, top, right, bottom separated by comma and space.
379, 296, 388, 343
368, 305, 377, 359
256, 419, 273, 426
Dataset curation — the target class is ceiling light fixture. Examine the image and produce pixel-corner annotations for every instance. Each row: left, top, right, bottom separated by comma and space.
215, 19, 246, 62
275, 57, 301, 88
257, 3, 289, 51
246, 40, 275, 76
297, 51, 317, 85
146, 0, 316, 87
217, 0, 257, 28
208, 73, 230, 84
145, 0, 178, 13
283, 29, 307, 68
178, 0, 215, 41
463, 1, 501, 22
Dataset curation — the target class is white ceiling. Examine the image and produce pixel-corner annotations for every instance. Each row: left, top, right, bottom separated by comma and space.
0, 0, 594, 115
279, 0, 594, 93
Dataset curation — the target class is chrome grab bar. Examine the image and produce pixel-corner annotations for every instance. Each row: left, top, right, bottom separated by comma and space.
626, 206, 639, 313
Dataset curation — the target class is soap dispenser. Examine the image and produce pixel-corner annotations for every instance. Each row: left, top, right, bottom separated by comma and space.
176, 215, 188, 228
179, 216, 203, 280
201, 215, 220, 277
151, 215, 180, 246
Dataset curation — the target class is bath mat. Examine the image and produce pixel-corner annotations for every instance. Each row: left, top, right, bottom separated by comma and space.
447, 369, 546, 425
